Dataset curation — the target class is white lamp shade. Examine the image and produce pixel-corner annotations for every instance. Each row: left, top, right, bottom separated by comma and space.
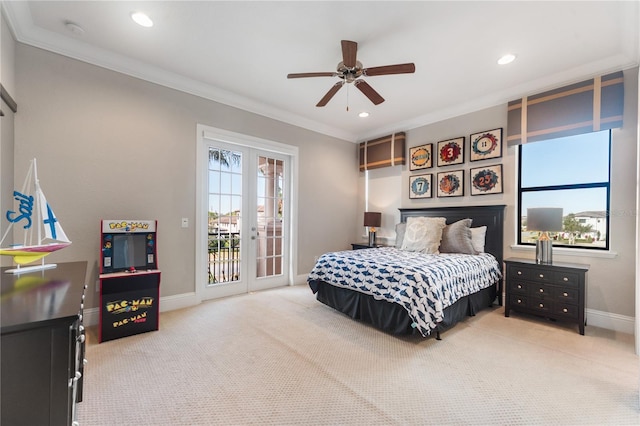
527, 208, 563, 232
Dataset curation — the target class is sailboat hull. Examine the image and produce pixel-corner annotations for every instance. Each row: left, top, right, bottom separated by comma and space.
0, 242, 71, 264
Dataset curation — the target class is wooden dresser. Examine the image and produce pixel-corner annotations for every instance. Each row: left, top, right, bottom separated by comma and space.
1, 261, 88, 425
504, 258, 589, 335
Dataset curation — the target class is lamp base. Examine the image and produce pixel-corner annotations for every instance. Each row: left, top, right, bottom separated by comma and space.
536, 239, 553, 264
368, 231, 377, 247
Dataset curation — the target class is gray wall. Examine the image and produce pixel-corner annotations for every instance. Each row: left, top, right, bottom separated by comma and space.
12, 43, 358, 310
1, 12, 15, 252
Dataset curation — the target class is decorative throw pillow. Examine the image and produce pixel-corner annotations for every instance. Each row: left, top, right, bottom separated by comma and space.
400, 216, 447, 254
395, 222, 406, 248
470, 226, 487, 253
439, 218, 476, 254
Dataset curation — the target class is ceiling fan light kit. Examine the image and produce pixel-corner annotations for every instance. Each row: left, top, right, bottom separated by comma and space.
287, 40, 416, 107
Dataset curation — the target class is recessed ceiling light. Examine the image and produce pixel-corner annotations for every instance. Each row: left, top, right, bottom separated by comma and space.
359, 112, 369, 118
131, 12, 153, 28
498, 54, 516, 65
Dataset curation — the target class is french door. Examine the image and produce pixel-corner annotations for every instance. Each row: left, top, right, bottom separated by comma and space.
196, 127, 293, 301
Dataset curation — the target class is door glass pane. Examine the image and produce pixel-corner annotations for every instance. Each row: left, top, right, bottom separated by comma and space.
208, 148, 242, 284
256, 155, 284, 278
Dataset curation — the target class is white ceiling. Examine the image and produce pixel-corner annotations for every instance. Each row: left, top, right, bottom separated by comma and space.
3, 1, 639, 142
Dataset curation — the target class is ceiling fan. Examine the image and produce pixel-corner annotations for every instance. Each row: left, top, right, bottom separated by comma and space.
287, 40, 416, 107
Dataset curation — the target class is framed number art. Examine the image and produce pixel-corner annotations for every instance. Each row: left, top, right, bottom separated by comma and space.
437, 137, 464, 167
470, 128, 502, 161
409, 174, 432, 199
437, 170, 464, 197
470, 164, 503, 195
409, 143, 433, 170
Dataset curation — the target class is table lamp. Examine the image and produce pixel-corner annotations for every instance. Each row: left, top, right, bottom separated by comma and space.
527, 207, 563, 264
364, 212, 382, 247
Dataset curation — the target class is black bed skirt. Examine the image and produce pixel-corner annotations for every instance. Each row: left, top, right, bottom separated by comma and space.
310, 281, 497, 337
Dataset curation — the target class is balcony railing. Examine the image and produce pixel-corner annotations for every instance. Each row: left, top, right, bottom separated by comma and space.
208, 231, 240, 284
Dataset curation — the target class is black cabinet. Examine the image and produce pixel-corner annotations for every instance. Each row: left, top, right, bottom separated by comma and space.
1, 261, 87, 426
99, 270, 160, 342
504, 258, 588, 335
351, 243, 388, 250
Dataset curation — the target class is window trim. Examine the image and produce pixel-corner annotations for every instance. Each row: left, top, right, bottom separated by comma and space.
517, 131, 612, 251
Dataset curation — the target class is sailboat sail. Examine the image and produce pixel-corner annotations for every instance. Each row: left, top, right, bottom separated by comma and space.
0, 159, 71, 270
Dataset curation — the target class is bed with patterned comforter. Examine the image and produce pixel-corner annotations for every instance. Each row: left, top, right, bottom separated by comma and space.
308, 247, 502, 337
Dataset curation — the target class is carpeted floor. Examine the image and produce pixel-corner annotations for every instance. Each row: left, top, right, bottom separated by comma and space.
78, 284, 639, 425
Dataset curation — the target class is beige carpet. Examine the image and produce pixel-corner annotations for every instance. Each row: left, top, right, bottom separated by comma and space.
78, 284, 639, 425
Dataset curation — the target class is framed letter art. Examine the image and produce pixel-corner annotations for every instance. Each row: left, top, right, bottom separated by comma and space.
470, 164, 503, 195
470, 128, 502, 162
437, 137, 464, 166
409, 174, 432, 199
409, 144, 433, 170
437, 170, 464, 197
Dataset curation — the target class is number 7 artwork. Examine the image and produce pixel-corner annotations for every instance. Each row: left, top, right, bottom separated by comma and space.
470, 128, 502, 162
409, 173, 433, 199
470, 164, 503, 195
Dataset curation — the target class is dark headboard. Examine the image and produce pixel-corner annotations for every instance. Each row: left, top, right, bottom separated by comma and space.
399, 205, 506, 266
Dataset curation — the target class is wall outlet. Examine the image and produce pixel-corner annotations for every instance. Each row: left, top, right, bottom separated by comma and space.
181, 217, 189, 228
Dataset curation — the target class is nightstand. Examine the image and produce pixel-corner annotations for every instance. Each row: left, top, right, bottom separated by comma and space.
351, 243, 388, 250
504, 258, 589, 335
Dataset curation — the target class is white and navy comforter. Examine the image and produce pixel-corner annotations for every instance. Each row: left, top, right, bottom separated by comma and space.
307, 247, 502, 336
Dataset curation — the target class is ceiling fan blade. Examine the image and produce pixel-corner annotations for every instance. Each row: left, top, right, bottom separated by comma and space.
364, 63, 416, 76
354, 80, 385, 105
316, 82, 344, 107
287, 72, 337, 79
341, 40, 358, 68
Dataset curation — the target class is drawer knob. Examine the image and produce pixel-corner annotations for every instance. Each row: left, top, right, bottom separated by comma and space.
563, 292, 568, 297
517, 299, 522, 304
539, 288, 544, 293
539, 274, 544, 278
539, 303, 544, 308
517, 284, 522, 289
563, 277, 569, 282
563, 308, 568, 313
517, 271, 522, 275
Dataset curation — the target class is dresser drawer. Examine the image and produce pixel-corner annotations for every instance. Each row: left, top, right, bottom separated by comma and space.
508, 265, 541, 280
529, 282, 554, 298
554, 287, 579, 304
552, 271, 580, 287
553, 303, 579, 320
508, 280, 528, 295
509, 294, 529, 309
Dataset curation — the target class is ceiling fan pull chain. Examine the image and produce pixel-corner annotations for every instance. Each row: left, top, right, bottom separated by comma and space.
346, 83, 350, 111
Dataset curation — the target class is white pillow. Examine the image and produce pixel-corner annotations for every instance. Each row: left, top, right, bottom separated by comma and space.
470, 226, 487, 253
400, 217, 447, 254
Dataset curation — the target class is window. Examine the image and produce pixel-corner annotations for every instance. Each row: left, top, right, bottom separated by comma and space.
518, 130, 611, 250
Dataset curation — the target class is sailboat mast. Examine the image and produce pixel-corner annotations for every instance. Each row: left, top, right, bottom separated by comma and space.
33, 158, 42, 246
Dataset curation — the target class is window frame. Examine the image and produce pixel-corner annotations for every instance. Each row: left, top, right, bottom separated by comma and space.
517, 131, 612, 251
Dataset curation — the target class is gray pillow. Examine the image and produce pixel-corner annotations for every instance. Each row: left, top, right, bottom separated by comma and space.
439, 218, 476, 254
395, 222, 406, 248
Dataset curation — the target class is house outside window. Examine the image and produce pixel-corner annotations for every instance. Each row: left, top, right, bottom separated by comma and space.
518, 130, 611, 250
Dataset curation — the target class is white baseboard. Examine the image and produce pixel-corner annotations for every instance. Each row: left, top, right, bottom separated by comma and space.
586, 308, 635, 334
83, 289, 635, 335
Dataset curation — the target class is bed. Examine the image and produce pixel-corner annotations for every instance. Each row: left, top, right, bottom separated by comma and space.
308, 205, 505, 339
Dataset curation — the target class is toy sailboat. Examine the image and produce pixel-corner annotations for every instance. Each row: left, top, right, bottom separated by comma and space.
0, 158, 71, 274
